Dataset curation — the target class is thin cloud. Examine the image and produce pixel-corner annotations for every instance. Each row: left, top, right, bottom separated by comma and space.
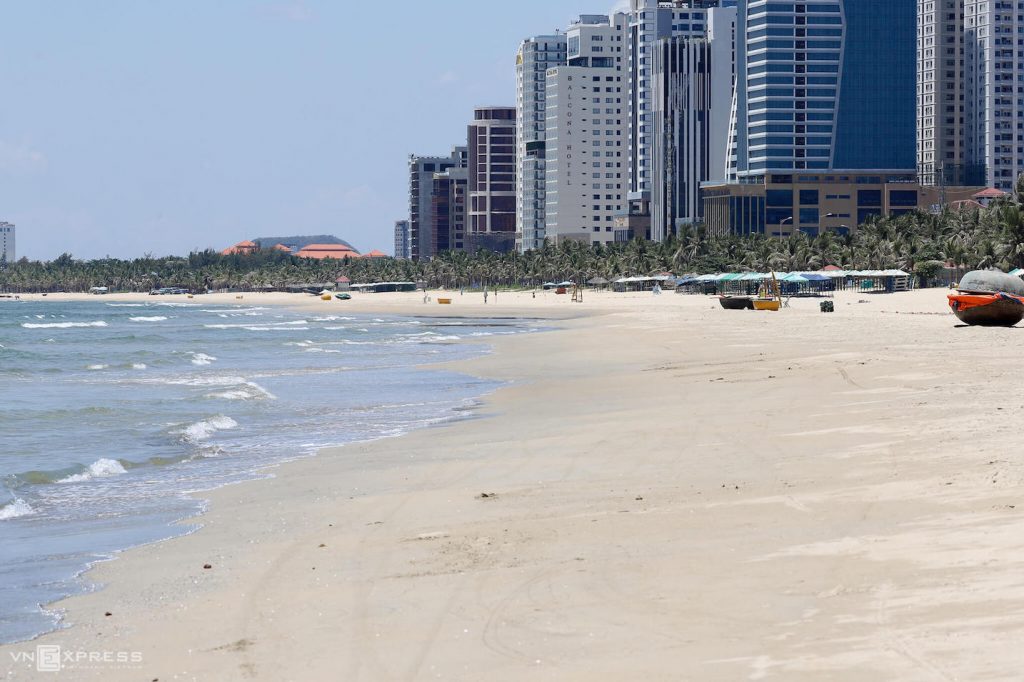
261, 0, 314, 22
0, 140, 47, 176
436, 71, 460, 85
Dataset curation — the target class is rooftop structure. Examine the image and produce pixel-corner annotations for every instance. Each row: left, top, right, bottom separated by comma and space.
221, 240, 259, 256
295, 243, 361, 260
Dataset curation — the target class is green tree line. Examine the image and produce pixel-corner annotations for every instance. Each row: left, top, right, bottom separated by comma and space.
5, 180, 1024, 293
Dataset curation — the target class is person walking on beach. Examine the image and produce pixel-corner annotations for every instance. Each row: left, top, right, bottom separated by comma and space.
484, 289, 489, 304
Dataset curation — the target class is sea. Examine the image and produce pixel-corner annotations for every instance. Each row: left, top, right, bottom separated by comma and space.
0, 298, 533, 644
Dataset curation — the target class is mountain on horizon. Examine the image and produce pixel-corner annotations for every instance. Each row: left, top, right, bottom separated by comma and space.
253, 235, 357, 253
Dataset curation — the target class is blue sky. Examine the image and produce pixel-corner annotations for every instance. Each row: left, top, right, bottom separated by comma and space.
0, 0, 621, 260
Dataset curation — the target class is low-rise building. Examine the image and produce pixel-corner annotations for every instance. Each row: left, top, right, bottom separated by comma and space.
295, 243, 361, 260
702, 172, 984, 237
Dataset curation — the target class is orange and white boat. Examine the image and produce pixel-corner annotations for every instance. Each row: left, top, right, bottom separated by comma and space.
948, 292, 1024, 326
947, 269, 1024, 326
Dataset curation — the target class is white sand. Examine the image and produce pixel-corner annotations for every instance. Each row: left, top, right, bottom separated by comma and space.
4, 287, 1024, 680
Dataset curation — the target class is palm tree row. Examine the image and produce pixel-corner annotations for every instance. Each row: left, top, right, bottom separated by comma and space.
6, 178, 1024, 293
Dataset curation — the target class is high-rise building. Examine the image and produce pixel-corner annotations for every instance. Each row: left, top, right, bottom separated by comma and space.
467, 107, 517, 254
408, 147, 467, 260
431, 167, 469, 254
917, 0, 970, 187
393, 220, 410, 259
545, 14, 629, 245
516, 34, 568, 253
706, 0, 922, 236
0, 222, 14, 264
650, 6, 737, 240
728, 0, 916, 181
962, 0, 1021, 190
917, 0, 1024, 191
627, 1, 737, 201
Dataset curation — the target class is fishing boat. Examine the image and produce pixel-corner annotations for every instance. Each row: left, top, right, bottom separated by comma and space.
948, 292, 1024, 326
719, 295, 754, 310
948, 270, 1024, 326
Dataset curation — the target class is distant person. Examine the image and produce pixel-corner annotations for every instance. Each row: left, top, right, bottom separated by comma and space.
484, 290, 489, 304
653, 284, 661, 296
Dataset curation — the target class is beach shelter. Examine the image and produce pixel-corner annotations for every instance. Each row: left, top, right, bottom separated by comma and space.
587, 276, 610, 288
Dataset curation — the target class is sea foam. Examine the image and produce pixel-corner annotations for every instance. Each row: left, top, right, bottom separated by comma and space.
129, 316, 168, 323
191, 353, 217, 366
205, 381, 276, 401
181, 415, 239, 442
58, 458, 128, 484
0, 498, 35, 521
22, 321, 108, 329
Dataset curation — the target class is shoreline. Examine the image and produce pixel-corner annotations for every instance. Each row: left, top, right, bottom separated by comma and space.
6, 289, 1024, 679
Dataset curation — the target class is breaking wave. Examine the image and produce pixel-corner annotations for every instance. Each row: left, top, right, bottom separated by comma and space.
57, 458, 128, 484
22, 321, 108, 329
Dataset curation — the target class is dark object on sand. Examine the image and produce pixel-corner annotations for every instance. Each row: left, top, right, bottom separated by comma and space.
949, 293, 1024, 326
718, 295, 754, 310
820, 300, 834, 313
949, 270, 1024, 326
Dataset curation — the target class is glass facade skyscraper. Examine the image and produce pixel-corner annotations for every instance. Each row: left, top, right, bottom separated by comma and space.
728, 0, 916, 178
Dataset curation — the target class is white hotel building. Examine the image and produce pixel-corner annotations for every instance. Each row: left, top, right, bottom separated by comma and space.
515, 33, 567, 252
0, 222, 14, 264
628, 0, 737, 200
918, 0, 1024, 190
545, 14, 629, 245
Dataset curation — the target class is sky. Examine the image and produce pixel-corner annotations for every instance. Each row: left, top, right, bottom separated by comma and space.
0, 0, 628, 260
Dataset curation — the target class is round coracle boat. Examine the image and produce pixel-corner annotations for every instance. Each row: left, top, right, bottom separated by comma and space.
948, 270, 1024, 326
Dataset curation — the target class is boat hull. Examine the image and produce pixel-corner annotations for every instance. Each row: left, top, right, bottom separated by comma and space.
949, 293, 1024, 327
719, 296, 754, 310
753, 299, 781, 311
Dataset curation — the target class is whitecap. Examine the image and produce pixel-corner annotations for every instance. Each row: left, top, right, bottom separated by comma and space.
181, 415, 238, 442
191, 353, 217, 366
57, 458, 127, 484
0, 498, 35, 521
132, 363, 147, 370
204, 320, 307, 329
205, 381, 276, 401
129, 316, 168, 323
22, 321, 108, 329
107, 303, 147, 307
86, 364, 109, 371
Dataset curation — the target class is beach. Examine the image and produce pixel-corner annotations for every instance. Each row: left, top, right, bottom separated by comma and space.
4, 287, 1024, 680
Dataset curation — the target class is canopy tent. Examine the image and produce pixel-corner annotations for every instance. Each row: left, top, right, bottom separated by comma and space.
587, 276, 610, 285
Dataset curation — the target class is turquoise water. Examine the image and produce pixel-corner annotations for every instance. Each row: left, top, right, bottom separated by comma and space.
0, 299, 531, 643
